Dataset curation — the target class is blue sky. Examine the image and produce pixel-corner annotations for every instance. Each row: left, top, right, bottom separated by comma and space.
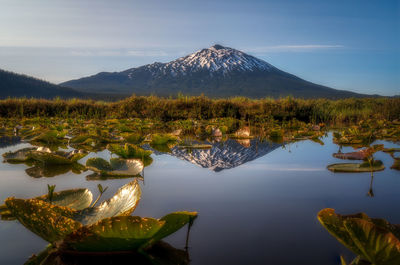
0, 0, 398, 95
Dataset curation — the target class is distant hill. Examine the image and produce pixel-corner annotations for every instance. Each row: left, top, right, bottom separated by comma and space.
0, 69, 82, 99
61, 44, 371, 99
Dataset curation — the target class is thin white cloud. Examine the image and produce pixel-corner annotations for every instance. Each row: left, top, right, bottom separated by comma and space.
246, 44, 344, 53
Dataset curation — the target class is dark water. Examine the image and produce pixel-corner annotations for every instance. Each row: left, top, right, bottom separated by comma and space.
0, 134, 399, 265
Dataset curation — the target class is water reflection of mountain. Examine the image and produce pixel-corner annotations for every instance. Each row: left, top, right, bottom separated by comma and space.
146, 139, 282, 172
0, 136, 21, 148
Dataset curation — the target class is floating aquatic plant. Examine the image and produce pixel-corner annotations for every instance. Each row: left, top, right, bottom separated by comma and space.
86, 157, 144, 177
108, 143, 152, 160
25, 163, 87, 178
318, 208, 400, 265
150, 134, 177, 145
29, 148, 88, 165
2, 147, 36, 163
327, 160, 385, 173
3, 180, 197, 262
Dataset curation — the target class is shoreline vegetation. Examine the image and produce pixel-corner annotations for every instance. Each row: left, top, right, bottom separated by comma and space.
0, 96, 398, 124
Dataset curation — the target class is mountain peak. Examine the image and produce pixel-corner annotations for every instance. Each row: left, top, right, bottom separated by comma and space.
153, 44, 274, 75
210, 44, 226, 50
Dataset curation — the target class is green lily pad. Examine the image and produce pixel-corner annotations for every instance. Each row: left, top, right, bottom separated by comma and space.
61, 216, 165, 252
177, 144, 212, 149
35, 188, 93, 211
0, 188, 93, 221
383, 148, 400, 153
327, 160, 385, 173
108, 143, 152, 160
25, 163, 86, 178
344, 219, 400, 265
73, 179, 141, 226
318, 208, 400, 265
86, 157, 143, 177
30, 130, 66, 145
29, 149, 88, 165
151, 134, 177, 145
2, 147, 35, 163
318, 209, 364, 256
142, 211, 198, 249
5, 198, 81, 243
85, 172, 144, 181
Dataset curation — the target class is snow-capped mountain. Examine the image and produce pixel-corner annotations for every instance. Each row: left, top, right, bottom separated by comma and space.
61, 44, 364, 99
145, 139, 282, 172
125, 44, 274, 78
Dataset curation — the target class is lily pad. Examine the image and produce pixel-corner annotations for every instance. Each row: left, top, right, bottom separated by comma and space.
0, 188, 93, 221
5, 198, 81, 243
25, 163, 86, 178
61, 216, 165, 252
108, 143, 152, 160
333, 149, 370, 160
345, 219, 400, 265
142, 211, 198, 249
86, 157, 143, 177
151, 134, 177, 145
391, 158, 400, 170
327, 160, 385, 173
85, 172, 144, 181
177, 144, 212, 149
73, 179, 141, 226
318, 208, 400, 265
2, 147, 35, 163
29, 149, 88, 165
35, 188, 93, 210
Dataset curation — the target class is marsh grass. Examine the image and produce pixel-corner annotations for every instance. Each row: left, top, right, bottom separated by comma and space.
0, 96, 398, 125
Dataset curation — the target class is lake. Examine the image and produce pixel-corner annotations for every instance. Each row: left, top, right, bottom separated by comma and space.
0, 133, 399, 265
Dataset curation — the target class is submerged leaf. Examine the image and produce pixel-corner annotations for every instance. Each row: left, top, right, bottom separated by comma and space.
61, 216, 165, 252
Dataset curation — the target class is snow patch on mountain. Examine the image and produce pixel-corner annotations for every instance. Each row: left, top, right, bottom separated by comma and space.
125, 44, 274, 78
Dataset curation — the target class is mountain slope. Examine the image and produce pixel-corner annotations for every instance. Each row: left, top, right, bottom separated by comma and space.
0, 69, 82, 99
61, 44, 367, 99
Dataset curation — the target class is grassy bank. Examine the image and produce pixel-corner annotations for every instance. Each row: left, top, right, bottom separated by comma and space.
0, 96, 399, 124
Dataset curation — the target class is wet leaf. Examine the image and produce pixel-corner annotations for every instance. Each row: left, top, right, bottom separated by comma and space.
86, 157, 143, 177
345, 218, 400, 265
327, 161, 385, 172
2, 147, 35, 163
142, 211, 198, 249
108, 143, 152, 159
318, 209, 364, 256
73, 179, 141, 226
36, 188, 93, 210
61, 216, 165, 252
5, 198, 81, 243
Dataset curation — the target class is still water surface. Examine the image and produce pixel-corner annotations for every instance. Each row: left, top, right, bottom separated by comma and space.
0, 134, 399, 265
